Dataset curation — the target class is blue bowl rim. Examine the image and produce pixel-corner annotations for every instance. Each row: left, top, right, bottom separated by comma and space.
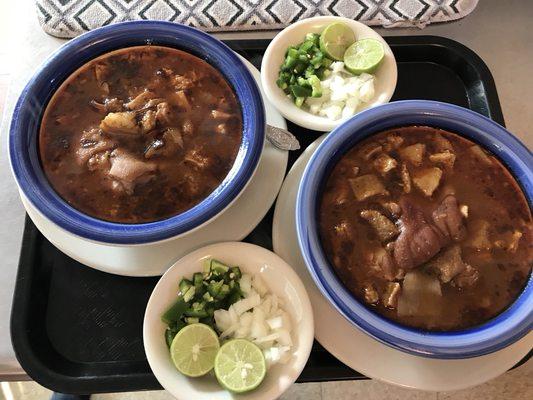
296, 100, 533, 359
9, 20, 265, 245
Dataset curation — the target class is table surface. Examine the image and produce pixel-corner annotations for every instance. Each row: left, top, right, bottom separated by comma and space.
0, 0, 531, 380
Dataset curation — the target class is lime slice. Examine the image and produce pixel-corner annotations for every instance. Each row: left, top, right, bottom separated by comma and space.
170, 323, 220, 377
343, 38, 385, 74
319, 22, 356, 61
214, 339, 266, 393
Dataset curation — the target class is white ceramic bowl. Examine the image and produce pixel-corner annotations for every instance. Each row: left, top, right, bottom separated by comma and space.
143, 242, 314, 400
261, 16, 397, 132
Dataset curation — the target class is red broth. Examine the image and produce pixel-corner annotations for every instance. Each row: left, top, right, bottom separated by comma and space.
319, 126, 532, 330
39, 46, 243, 223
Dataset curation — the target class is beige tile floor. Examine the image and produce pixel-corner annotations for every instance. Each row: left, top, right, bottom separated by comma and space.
0, 359, 531, 400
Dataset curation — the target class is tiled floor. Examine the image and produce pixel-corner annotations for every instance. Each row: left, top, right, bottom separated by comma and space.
1, 359, 531, 399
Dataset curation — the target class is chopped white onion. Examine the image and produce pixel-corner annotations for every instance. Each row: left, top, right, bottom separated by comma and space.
306, 65, 376, 120
214, 273, 294, 369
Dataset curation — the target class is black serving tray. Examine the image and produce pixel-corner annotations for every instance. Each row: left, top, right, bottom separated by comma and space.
12, 36, 528, 394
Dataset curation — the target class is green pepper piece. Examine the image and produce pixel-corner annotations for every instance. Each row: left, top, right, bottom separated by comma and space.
305, 32, 320, 45
310, 52, 324, 66
161, 296, 187, 324
182, 286, 196, 302
276, 78, 288, 90
210, 259, 230, 275
207, 280, 225, 297
322, 57, 333, 68
216, 284, 230, 300
287, 47, 299, 59
226, 290, 243, 306
299, 40, 315, 53
308, 75, 322, 98
229, 267, 242, 280
293, 62, 307, 74
290, 84, 312, 98
178, 279, 193, 295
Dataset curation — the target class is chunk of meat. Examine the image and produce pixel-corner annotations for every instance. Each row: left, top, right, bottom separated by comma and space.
76, 129, 116, 166
380, 201, 401, 217
215, 124, 227, 135
465, 219, 492, 250
155, 102, 172, 125
100, 111, 140, 135
182, 118, 194, 136
87, 150, 111, 172
94, 63, 110, 85
109, 149, 157, 193
382, 134, 404, 152
469, 145, 493, 166
432, 195, 466, 241
360, 210, 399, 242
333, 220, 355, 238
164, 128, 184, 148
433, 133, 453, 152
364, 247, 397, 281
125, 90, 156, 110
398, 270, 442, 318
90, 98, 123, 113
412, 167, 443, 197
140, 110, 156, 133
399, 143, 425, 166
358, 143, 383, 160
184, 148, 210, 170
170, 91, 191, 111
494, 230, 523, 253
429, 151, 456, 169
145, 128, 184, 159
425, 245, 466, 283
400, 163, 411, 193
171, 74, 195, 90
349, 174, 389, 201
330, 183, 351, 206
393, 197, 446, 270
452, 264, 480, 288
211, 109, 233, 120
363, 284, 379, 304
373, 153, 398, 174
144, 139, 164, 159
382, 282, 401, 309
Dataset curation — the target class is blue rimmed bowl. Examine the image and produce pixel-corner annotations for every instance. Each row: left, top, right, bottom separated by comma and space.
9, 21, 265, 245
296, 100, 533, 359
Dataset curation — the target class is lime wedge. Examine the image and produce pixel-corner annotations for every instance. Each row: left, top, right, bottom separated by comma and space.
319, 22, 356, 61
214, 339, 266, 393
170, 323, 220, 377
343, 38, 385, 74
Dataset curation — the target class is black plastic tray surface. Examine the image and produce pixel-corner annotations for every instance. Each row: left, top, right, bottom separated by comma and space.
11, 36, 526, 394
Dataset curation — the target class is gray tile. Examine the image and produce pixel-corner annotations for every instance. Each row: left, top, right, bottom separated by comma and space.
0, 381, 52, 400
279, 382, 321, 400
321, 380, 437, 400
93, 390, 174, 400
438, 360, 533, 400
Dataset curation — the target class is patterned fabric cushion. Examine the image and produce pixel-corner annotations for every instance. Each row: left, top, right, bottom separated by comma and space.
36, 0, 479, 38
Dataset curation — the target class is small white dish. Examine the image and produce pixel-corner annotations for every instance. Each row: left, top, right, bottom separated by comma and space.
21, 58, 288, 277
272, 135, 533, 391
143, 242, 314, 400
261, 16, 397, 132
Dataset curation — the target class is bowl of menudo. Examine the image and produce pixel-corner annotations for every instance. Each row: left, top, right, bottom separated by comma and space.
9, 21, 265, 245
296, 100, 532, 358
